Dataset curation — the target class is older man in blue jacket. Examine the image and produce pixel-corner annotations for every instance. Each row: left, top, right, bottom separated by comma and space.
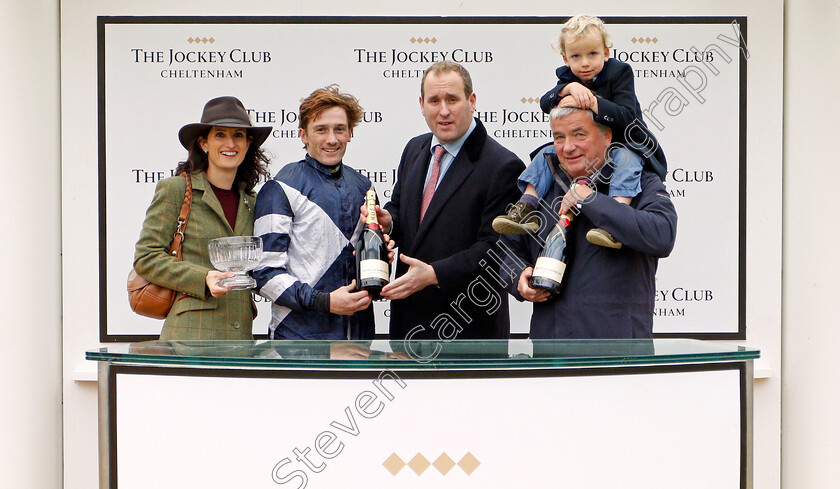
502, 106, 677, 338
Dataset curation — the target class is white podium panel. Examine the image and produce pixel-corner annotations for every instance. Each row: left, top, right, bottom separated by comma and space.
108, 363, 746, 489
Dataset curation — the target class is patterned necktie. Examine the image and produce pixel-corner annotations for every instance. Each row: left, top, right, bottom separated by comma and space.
420, 144, 446, 222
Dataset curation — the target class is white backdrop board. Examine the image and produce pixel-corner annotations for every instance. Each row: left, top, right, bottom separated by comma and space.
99, 17, 746, 340
109, 363, 747, 489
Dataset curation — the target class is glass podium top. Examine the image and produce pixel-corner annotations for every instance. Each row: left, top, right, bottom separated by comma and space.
87, 339, 759, 370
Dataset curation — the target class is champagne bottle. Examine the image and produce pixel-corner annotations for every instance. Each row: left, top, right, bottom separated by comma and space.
529, 212, 573, 294
529, 180, 590, 293
356, 189, 390, 299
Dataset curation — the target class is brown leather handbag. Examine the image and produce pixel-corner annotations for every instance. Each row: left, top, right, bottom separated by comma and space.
127, 173, 193, 319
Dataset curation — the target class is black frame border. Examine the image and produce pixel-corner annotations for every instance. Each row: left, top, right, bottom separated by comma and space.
98, 16, 748, 341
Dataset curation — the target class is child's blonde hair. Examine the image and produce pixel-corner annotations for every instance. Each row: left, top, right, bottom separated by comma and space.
551, 15, 613, 55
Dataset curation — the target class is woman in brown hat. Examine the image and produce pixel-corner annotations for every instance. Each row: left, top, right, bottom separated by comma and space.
133, 96, 272, 340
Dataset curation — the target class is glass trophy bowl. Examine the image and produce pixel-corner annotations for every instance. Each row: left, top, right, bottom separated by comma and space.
208, 236, 263, 290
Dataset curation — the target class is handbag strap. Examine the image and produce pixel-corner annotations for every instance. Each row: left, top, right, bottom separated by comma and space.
167, 173, 193, 261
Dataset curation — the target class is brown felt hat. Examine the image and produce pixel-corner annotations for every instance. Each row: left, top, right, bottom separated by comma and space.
178, 96, 272, 149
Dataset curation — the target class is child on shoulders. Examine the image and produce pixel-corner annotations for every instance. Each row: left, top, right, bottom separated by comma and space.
493, 15, 667, 249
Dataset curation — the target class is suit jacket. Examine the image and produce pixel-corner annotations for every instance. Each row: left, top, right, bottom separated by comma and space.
134, 170, 257, 340
502, 163, 677, 339
385, 119, 525, 339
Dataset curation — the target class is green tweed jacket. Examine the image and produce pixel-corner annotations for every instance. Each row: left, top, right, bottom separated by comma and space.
134, 171, 257, 340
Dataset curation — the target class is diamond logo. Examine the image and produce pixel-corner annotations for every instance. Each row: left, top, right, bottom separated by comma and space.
408, 453, 431, 475
433, 453, 456, 475
383, 453, 406, 476
458, 452, 481, 475
387, 451, 479, 477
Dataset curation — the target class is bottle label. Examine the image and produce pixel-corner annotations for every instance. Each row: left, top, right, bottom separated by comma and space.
533, 257, 566, 284
365, 189, 379, 226
360, 259, 389, 281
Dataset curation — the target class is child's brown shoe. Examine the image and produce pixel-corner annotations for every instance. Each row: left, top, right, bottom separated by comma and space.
586, 228, 622, 249
492, 202, 539, 234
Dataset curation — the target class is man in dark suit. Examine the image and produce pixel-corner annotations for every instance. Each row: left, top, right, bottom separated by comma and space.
369, 61, 525, 340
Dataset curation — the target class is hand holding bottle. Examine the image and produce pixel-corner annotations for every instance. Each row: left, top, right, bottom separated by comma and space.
359, 199, 393, 234
558, 181, 594, 217
329, 280, 372, 315
518, 266, 551, 302
356, 189, 392, 299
